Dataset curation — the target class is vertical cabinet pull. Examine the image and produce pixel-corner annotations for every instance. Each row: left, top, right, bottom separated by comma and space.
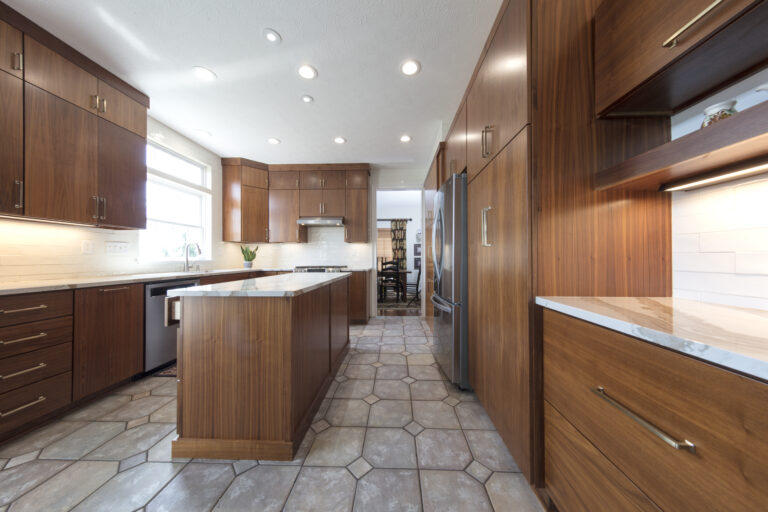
481, 206, 493, 247
100, 197, 107, 220
296, 228, 300, 240
99, 98, 107, 113
265, 228, 269, 241
295, 179, 300, 188
14, 180, 23, 209
481, 125, 493, 158
92, 196, 99, 219
12, 52, 23, 71
663, 0, 723, 48
91, 95, 100, 110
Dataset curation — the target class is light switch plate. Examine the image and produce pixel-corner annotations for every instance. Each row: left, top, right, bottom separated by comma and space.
105, 241, 129, 254
81, 240, 94, 254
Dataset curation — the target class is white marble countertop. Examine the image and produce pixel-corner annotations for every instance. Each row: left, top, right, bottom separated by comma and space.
168, 272, 351, 298
536, 296, 768, 382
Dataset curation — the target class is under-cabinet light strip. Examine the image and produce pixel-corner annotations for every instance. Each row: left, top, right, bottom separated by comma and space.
663, 162, 768, 192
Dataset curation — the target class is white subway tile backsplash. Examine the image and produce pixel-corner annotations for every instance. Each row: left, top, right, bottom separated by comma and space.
672, 252, 734, 273
735, 253, 768, 275
672, 233, 700, 253
699, 229, 768, 253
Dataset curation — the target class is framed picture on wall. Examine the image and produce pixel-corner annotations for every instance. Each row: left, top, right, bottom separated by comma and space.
414, 243, 422, 257
415, 257, 421, 270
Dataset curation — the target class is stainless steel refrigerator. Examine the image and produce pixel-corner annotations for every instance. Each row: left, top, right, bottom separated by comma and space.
431, 173, 469, 389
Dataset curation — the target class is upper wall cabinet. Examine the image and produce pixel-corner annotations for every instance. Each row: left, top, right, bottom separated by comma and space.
344, 188, 368, 243
346, 170, 368, 189
97, 81, 147, 138
595, 0, 768, 116
97, 119, 146, 229
0, 70, 22, 215
269, 171, 300, 190
222, 159, 269, 243
445, 101, 467, 178
300, 170, 346, 189
466, 0, 529, 181
0, 19, 23, 78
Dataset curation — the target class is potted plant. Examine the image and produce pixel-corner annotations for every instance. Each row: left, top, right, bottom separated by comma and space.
240, 245, 258, 268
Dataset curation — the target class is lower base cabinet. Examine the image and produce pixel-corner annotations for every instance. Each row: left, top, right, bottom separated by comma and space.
349, 270, 369, 324
73, 284, 143, 400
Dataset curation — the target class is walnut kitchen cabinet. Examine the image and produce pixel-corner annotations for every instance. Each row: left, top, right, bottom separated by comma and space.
299, 170, 346, 189
269, 171, 300, 190
0, 19, 23, 78
345, 170, 369, 189
0, 69, 23, 215
423, 152, 438, 327
97, 119, 146, 229
269, 189, 307, 243
299, 189, 345, 217
97, 81, 147, 138
73, 284, 143, 401
348, 270, 370, 324
344, 188, 368, 243
444, 101, 467, 177
466, 0, 529, 181
223, 158, 270, 243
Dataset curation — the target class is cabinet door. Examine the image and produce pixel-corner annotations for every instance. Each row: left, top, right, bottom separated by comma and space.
349, 271, 369, 324
25, 84, 98, 224
330, 278, 349, 366
345, 188, 368, 243
468, 127, 531, 478
345, 170, 368, 189
24, 36, 99, 112
269, 189, 306, 243
242, 185, 269, 242
97, 81, 147, 138
466, 0, 528, 180
299, 171, 323, 189
445, 102, 467, 176
322, 189, 346, 217
321, 171, 346, 189
98, 119, 146, 229
0, 71, 23, 215
269, 171, 300, 189
242, 166, 269, 189
0, 20, 23, 78
595, 0, 755, 114
300, 189, 323, 216
73, 284, 143, 400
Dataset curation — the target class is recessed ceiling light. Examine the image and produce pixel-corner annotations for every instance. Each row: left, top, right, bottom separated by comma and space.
194, 129, 212, 137
400, 59, 421, 76
302, 95, 314, 103
267, 137, 281, 145
193, 66, 217, 81
334, 137, 346, 144
400, 134, 412, 143
263, 28, 282, 44
298, 64, 318, 80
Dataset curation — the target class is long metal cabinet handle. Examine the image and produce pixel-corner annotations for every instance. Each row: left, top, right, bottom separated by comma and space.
662, 0, 723, 48
91, 95, 100, 110
481, 206, 493, 247
12, 52, 23, 70
14, 180, 23, 209
0, 332, 47, 346
0, 396, 46, 418
99, 286, 130, 293
92, 196, 99, 219
295, 179, 300, 188
1, 362, 47, 380
101, 197, 107, 220
592, 386, 696, 453
100, 98, 107, 113
265, 228, 269, 241
0, 305, 47, 315
480, 127, 487, 158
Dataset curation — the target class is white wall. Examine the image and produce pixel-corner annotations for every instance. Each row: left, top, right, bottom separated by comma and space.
251, 227, 372, 269
376, 190, 423, 283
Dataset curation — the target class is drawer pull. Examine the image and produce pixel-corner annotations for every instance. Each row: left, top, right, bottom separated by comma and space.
0, 305, 48, 315
593, 386, 696, 454
99, 286, 130, 293
0, 396, 46, 418
1, 362, 47, 380
662, 0, 723, 48
0, 332, 47, 346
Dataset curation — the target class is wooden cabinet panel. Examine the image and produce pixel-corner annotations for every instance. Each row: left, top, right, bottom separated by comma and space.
97, 81, 147, 137
543, 309, 768, 512
97, 119, 147, 229
545, 402, 660, 512
329, 278, 349, 367
242, 186, 269, 242
269, 189, 306, 243
468, 128, 531, 478
322, 189, 345, 217
0, 316, 72, 360
25, 84, 98, 224
24, 36, 98, 112
269, 171, 300, 189
595, 0, 756, 114
423, 158, 438, 326
300, 171, 345, 189
0, 372, 71, 438
322, 171, 346, 189
0, 19, 23, 78
445, 102, 467, 176
299, 189, 323, 217
73, 284, 143, 400
348, 271, 369, 324
242, 167, 269, 189
344, 188, 368, 243
345, 170, 369, 189
0, 291, 73, 328
0, 71, 23, 215
0, 343, 72, 395
466, 0, 529, 180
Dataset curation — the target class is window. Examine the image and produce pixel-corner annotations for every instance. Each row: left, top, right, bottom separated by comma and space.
140, 143, 211, 261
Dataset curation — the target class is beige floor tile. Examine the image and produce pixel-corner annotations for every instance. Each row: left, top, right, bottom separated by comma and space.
0, 421, 87, 458
117, 451, 146, 472
420, 470, 493, 512
213, 465, 300, 512
412, 401, 461, 429
150, 379, 178, 396
304, 427, 365, 467
465, 430, 519, 472
376, 365, 408, 380
325, 399, 370, 427
354, 469, 421, 512
146, 462, 234, 512
40, 422, 125, 460
486, 472, 544, 511
363, 428, 417, 469
85, 423, 175, 461
368, 400, 412, 428
379, 353, 407, 365
283, 467, 356, 512
149, 400, 177, 423
4, 450, 39, 469
347, 457, 372, 479
410, 381, 448, 400
380, 336, 405, 345
407, 354, 436, 365
373, 380, 411, 400
99, 395, 174, 421
455, 402, 495, 430
345, 364, 377, 379
408, 366, 443, 380
404, 336, 428, 345
349, 353, 378, 365
62, 394, 132, 422
114, 377, 172, 396
405, 344, 433, 354
146, 429, 189, 463
335, 379, 375, 399
0, 460, 70, 506
379, 344, 406, 353
416, 429, 472, 470
233, 460, 258, 475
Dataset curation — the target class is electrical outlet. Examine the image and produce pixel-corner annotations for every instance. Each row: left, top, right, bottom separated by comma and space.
81, 240, 94, 254
105, 241, 129, 254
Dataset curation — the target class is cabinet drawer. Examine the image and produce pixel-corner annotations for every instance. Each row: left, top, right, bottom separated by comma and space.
545, 402, 660, 512
543, 309, 768, 511
0, 316, 72, 359
0, 372, 72, 437
0, 343, 72, 394
0, 291, 73, 327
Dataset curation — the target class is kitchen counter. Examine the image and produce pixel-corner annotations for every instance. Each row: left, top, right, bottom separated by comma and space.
536, 296, 768, 382
168, 272, 352, 298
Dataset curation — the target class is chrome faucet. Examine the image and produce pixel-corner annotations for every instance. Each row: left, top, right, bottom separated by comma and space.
184, 242, 202, 272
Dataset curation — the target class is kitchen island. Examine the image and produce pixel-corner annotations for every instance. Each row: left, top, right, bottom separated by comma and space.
167, 272, 350, 460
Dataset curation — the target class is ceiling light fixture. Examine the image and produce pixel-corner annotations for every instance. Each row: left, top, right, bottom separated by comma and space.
298, 64, 318, 80
662, 162, 768, 192
302, 95, 314, 103
334, 137, 346, 144
400, 135, 412, 143
267, 137, 281, 145
193, 66, 217, 81
400, 59, 421, 76
263, 28, 282, 44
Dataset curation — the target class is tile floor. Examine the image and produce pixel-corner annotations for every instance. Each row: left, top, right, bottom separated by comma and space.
0, 317, 543, 512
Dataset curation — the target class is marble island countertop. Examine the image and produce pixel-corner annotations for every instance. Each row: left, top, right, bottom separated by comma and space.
168, 272, 352, 298
536, 296, 768, 382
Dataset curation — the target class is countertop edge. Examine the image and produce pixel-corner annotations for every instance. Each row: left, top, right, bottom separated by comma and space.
168, 272, 352, 298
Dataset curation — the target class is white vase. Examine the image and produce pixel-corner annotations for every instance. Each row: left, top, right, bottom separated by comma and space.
243, 261, 253, 268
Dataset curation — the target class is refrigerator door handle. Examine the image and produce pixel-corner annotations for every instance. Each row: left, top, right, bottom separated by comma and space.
431, 293, 455, 313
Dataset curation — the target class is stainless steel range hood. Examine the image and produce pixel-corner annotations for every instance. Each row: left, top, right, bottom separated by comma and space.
296, 217, 344, 226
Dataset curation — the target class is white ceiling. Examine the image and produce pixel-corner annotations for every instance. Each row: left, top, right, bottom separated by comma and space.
8, 0, 502, 173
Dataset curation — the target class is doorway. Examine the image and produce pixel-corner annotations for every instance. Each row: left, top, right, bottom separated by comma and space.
375, 190, 423, 316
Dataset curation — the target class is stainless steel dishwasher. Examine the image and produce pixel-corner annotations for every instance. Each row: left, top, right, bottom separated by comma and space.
145, 279, 199, 372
